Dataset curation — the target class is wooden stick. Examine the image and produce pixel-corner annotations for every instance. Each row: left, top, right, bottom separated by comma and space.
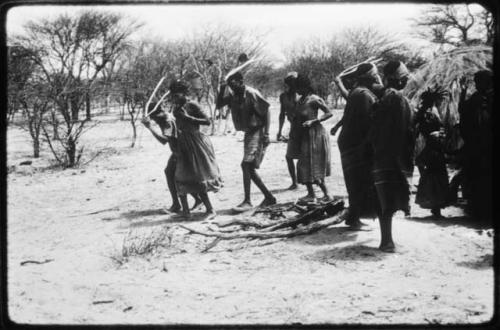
20, 259, 54, 266
339, 57, 382, 77
179, 212, 346, 240
145, 90, 170, 117
144, 77, 166, 117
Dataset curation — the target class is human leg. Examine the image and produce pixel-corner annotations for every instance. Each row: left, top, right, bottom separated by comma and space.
199, 192, 217, 219
318, 181, 332, 201
286, 156, 298, 190
178, 194, 191, 217
247, 162, 276, 206
378, 211, 395, 252
233, 162, 253, 210
165, 157, 181, 212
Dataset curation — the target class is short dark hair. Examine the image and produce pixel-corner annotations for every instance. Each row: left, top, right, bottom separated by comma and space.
295, 73, 312, 92
227, 72, 243, 83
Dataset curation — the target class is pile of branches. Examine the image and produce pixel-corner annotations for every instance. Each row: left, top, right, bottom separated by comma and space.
179, 199, 346, 242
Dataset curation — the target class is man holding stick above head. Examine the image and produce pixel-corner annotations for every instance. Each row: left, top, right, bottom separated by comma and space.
335, 63, 381, 230
216, 71, 277, 212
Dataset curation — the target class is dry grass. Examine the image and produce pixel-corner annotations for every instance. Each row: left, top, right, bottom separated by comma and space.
108, 227, 174, 265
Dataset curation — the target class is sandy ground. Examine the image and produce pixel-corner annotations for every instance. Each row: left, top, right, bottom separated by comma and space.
6, 103, 495, 325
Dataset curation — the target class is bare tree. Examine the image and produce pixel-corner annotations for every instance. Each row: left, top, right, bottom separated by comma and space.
414, 4, 492, 48
12, 10, 140, 167
8, 45, 50, 157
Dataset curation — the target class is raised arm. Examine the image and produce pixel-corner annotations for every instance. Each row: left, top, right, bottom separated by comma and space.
334, 76, 349, 100
176, 103, 211, 126
142, 118, 170, 145
215, 83, 231, 110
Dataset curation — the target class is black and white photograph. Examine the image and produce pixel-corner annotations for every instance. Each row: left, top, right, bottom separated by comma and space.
2, 0, 496, 326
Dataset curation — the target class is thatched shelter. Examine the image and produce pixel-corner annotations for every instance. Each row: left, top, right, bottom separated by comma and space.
405, 46, 492, 129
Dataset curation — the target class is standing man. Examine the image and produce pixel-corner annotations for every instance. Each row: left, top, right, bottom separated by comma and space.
458, 70, 493, 222
216, 72, 277, 211
370, 61, 413, 252
336, 63, 380, 229
277, 72, 300, 190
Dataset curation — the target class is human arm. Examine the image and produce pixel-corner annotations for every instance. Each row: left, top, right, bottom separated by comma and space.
142, 118, 170, 145
215, 83, 231, 110
457, 76, 468, 116
334, 76, 349, 100
277, 94, 286, 140
176, 103, 211, 126
330, 118, 343, 136
302, 96, 333, 128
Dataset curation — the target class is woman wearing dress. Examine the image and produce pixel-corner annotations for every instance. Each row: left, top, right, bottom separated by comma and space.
169, 80, 223, 219
294, 74, 333, 202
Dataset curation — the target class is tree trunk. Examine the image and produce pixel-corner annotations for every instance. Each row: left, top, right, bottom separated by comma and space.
67, 136, 76, 167
71, 96, 79, 122
85, 92, 91, 120
33, 137, 40, 158
130, 121, 137, 148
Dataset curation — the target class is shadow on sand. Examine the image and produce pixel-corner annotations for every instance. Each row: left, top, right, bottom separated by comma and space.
456, 254, 493, 270
307, 243, 396, 264
405, 215, 492, 230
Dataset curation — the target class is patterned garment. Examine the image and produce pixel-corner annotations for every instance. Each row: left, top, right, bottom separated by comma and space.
295, 94, 331, 184
370, 88, 413, 215
339, 87, 379, 218
243, 127, 266, 168
173, 101, 223, 195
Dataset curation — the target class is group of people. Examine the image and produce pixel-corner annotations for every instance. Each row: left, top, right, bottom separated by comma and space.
142, 60, 492, 253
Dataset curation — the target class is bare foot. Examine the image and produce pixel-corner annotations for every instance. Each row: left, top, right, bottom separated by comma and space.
298, 195, 316, 203
287, 183, 298, 190
167, 204, 181, 213
232, 201, 253, 213
190, 198, 203, 211
320, 195, 332, 202
203, 210, 217, 221
379, 241, 396, 253
345, 219, 367, 231
259, 196, 277, 208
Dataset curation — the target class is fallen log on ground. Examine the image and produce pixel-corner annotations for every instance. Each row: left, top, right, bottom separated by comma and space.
179, 209, 347, 240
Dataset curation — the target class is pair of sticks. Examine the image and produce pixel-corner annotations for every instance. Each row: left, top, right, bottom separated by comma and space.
338, 56, 382, 78
144, 77, 170, 118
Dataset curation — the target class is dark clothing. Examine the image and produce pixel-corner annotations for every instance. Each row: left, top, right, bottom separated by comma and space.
295, 94, 331, 184
280, 92, 301, 159
173, 101, 223, 195
338, 87, 379, 218
459, 90, 492, 219
370, 88, 412, 215
414, 108, 449, 210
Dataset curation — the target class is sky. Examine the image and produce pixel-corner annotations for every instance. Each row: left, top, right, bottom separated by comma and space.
6, 3, 434, 66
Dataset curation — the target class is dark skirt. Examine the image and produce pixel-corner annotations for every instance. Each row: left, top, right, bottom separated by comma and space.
373, 164, 410, 215
297, 124, 331, 184
340, 144, 378, 218
286, 122, 302, 159
415, 146, 449, 209
175, 131, 223, 195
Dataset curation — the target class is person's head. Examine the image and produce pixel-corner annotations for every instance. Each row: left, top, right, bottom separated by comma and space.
148, 102, 168, 126
474, 70, 493, 93
354, 63, 379, 87
295, 73, 313, 96
383, 61, 409, 90
284, 71, 298, 93
168, 79, 189, 106
226, 72, 244, 95
418, 85, 448, 111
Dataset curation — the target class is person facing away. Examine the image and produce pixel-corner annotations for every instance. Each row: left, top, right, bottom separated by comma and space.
169, 80, 223, 220
370, 60, 414, 252
336, 63, 381, 230
277, 71, 300, 190
294, 73, 333, 203
458, 69, 493, 222
414, 87, 449, 218
141, 102, 202, 213
215, 72, 277, 212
